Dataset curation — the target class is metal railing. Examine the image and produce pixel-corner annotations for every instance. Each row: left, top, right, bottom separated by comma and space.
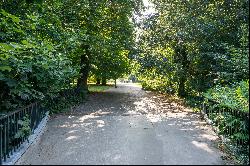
0, 102, 48, 165
202, 99, 249, 144
202, 99, 249, 163
203, 100, 249, 145
0, 87, 85, 165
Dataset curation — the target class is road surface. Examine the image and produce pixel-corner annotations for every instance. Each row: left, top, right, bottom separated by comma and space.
16, 83, 228, 165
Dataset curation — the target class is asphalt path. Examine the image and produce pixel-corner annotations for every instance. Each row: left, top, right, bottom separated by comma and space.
16, 83, 228, 165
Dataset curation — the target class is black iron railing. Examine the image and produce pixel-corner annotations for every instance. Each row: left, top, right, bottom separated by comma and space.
202, 99, 249, 163
0, 102, 48, 164
0, 87, 85, 165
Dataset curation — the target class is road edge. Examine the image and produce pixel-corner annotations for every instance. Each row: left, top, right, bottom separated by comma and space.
2, 112, 50, 165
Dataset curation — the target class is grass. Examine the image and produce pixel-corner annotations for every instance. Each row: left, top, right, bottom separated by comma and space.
88, 84, 112, 92
132, 82, 141, 86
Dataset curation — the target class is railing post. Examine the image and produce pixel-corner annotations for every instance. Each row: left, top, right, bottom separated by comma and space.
3, 119, 6, 161
0, 102, 50, 165
31, 103, 35, 132
6, 116, 9, 158
10, 115, 13, 156
0, 122, 3, 165
202, 102, 204, 115
17, 112, 20, 148
13, 113, 15, 152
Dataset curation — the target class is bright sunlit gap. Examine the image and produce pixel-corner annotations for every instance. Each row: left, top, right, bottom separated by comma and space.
142, 0, 156, 16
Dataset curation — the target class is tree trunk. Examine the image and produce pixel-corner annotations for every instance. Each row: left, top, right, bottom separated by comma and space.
96, 78, 101, 85
115, 79, 117, 88
101, 77, 107, 85
77, 45, 90, 92
175, 44, 189, 97
178, 76, 186, 97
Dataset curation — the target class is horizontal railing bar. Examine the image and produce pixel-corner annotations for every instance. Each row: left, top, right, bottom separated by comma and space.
0, 102, 38, 120
0, 87, 81, 164
204, 99, 249, 117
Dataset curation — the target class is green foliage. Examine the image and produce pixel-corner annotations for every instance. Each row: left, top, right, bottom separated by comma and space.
0, 0, 248, 163
135, 0, 249, 97
204, 80, 249, 164
134, 1, 249, 163
88, 84, 111, 92
14, 114, 31, 139
0, 2, 79, 112
89, 0, 140, 82
204, 80, 249, 113
44, 89, 87, 114
206, 105, 249, 164
0, 0, 142, 113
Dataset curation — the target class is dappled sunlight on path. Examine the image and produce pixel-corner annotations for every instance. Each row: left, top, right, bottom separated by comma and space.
16, 83, 229, 165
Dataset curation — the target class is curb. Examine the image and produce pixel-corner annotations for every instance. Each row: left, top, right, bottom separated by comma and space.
200, 109, 229, 143
2, 112, 50, 165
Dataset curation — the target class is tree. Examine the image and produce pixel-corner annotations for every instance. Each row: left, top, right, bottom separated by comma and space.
0, 0, 79, 111
135, 0, 249, 97
89, 0, 142, 86
0, 0, 143, 112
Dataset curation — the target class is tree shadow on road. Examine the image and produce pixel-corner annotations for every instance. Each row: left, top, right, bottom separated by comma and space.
16, 85, 234, 165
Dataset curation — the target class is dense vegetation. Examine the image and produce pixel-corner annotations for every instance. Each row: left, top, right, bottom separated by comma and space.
0, 0, 249, 163
136, 0, 249, 98
134, 0, 249, 163
0, 0, 142, 113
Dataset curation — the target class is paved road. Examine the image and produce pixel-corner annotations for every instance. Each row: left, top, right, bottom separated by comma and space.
16, 83, 227, 165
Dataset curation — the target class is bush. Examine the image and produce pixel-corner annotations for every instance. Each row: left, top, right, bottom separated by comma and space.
204, 80, 249, 113
204, 80, 249, 164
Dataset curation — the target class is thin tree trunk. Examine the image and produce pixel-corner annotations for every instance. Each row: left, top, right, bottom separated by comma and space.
77, 45, 90, 92
115, 79, 117, 88
101, 77, 107, 85
96, 78, 101, 85
175, 44, 189, 97
178, 76, 186, 97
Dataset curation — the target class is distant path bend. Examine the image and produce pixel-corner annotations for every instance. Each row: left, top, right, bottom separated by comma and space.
16, 83, 228, 165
